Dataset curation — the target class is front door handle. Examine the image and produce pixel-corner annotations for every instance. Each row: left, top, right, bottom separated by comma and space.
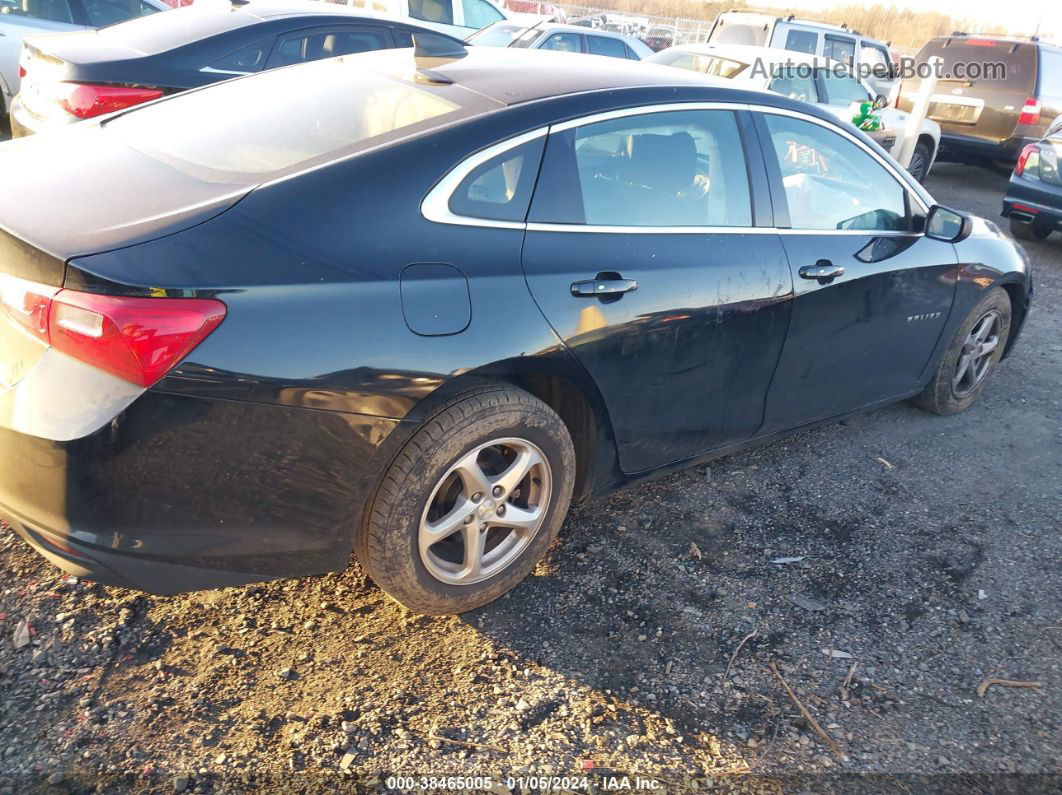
799, 260, 845, 284
570, 278, 638, 297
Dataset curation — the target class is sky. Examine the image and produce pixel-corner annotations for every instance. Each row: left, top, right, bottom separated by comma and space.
792, 0, 1061, 39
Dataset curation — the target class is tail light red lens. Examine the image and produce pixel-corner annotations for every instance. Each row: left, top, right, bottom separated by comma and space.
49, 292, 226, 387
1, 276, 225, 388
1015, 143, 1040, 176
58, 84, 163, 120
1018, 98, 1042, 126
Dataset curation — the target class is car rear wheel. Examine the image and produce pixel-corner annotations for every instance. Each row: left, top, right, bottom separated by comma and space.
911, 288, 1011, 415
356, 385, 575, 614
908, 141, 932, 183
1010, 215, 1052, 241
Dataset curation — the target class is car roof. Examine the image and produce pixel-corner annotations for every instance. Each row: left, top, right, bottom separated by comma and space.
367, 45, 725, 104
933, 34, 1061, 51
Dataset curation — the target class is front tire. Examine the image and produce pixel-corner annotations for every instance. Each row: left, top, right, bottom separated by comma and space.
356, 386, 575, 614
1010, 215, 1052, 241
911, 288, 1011, 415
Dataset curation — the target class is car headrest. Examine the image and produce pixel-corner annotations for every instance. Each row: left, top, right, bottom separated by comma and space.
626, 132, 697, 193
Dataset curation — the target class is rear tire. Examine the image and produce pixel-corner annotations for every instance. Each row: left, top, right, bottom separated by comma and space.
356, 385, 575, 615
1010, 215, 1052, 241
908, 141, 932, 183
911, 288, 1011, 415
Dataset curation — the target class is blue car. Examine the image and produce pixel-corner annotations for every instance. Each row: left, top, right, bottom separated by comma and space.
1003, 116, 1062, 241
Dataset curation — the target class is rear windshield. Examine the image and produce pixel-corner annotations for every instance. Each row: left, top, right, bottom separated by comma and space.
91, 5, 257, 55
648, 50, 748, 78
914, 38, 1036, 91
466, 22, 527, 47
105, 55, 501, 182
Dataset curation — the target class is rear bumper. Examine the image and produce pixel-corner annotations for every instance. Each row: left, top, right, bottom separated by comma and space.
938, 132, 1031, 163
0, 390, 400, 594
1003, 175, 1062, 230
8, 95, 77, 138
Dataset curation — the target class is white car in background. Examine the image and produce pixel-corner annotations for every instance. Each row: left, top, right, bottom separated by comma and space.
0, 0, 168, 133
339, 0, 509, 39
648, 43, 940, 182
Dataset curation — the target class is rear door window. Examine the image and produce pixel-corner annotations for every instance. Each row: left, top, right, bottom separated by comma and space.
823, 35, 856, 66
529, 109, 753, 227
784, 29, 818, 55
539, 32, 583, 53
860, 42, 890, 76
818, 70, 871, 106
770, 67, 818, 103
266, 26, 391, 68
587, 35, 628, 59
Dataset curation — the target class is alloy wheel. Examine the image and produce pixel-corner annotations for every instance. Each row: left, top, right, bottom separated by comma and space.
952, 309, 1001, 398
418, 437, 552, 586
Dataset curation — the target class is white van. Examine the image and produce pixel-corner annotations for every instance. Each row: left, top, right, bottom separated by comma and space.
341, 0, 510, 39
708, 11, 897, 98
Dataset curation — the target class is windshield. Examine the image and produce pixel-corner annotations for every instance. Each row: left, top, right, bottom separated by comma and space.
105, 55, 501, 182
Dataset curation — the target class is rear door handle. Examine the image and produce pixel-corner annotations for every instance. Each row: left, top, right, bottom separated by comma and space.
570, 278, 638, 297
799, 260, 845, 284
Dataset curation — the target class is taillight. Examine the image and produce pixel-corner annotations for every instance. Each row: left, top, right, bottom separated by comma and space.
1, 276, 225, 388
1018, 98, 1042, 126
58, 83, 163, 120
49, 292, 226, 387
18, 66, 26, 79
1015, 143, 1040, 176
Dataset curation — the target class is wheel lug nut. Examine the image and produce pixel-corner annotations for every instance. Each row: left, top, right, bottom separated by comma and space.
496, 505, 506, 517
472, 493, 482, 503
492, 485, 504, 498
463, 515, 474, 525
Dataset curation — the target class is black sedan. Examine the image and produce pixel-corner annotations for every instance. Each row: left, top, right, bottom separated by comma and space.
9, 0, 462, 136
1003, 118, 1062, 242
0, 46, 1031, 614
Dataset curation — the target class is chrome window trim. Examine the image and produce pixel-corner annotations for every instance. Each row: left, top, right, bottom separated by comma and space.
421, 127, 547, 229
200, 66, 252, 76
548, 101, 751, 133
420, 100, 929, 232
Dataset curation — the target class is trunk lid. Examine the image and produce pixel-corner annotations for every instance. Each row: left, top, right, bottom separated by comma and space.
0, 123, 254, 391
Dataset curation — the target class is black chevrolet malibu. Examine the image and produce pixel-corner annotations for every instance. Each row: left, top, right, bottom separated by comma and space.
0, 45, 1032, 614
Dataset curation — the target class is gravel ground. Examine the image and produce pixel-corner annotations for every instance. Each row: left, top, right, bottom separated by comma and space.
1, 163, 1060, 794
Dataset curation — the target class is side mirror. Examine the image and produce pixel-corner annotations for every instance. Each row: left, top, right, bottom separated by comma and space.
925, 205, 970, 242
873, 94, 889, 110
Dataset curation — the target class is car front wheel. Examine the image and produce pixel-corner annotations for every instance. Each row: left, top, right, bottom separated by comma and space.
911, 288, 1012, 415
356, 385, 576, 614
